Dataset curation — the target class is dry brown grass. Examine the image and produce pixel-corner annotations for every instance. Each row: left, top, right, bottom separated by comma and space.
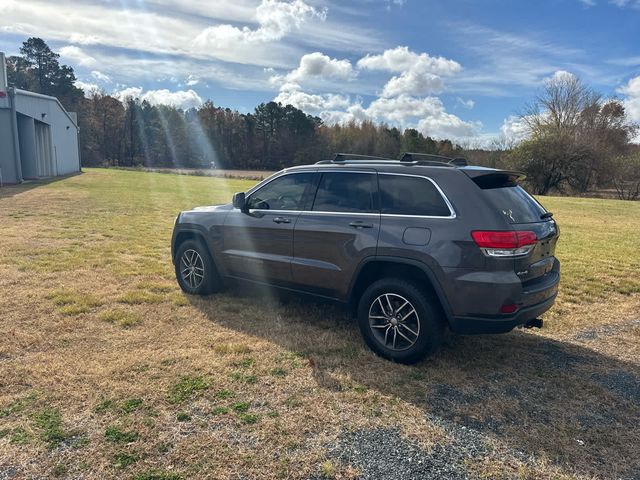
0, 169, 638, 479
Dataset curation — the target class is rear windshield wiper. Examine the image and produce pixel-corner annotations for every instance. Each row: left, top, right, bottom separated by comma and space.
540, 212, 554, 219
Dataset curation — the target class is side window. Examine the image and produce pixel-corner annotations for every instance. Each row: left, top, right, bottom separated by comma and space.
247, 173, 313, 211
379, 174, 451, 217
312, 172, 377, 213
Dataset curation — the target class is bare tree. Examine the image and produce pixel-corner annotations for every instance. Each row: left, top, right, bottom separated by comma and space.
490, 132, 519, 152
523, 74, 596, 137
513, 74, 637, 194
610, 154, 640, 201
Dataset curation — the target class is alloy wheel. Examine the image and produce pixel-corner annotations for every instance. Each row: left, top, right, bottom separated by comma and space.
368, 293, 421, 351
180, 249, 205, 289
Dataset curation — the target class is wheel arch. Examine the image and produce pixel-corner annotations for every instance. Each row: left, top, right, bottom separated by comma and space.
348, 257, 454, 324
172, 227, 216, 267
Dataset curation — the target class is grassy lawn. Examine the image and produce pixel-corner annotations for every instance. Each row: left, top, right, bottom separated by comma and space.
1, 168, 639, 479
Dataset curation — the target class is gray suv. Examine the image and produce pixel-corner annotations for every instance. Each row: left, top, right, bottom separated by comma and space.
171, 154, 560, 363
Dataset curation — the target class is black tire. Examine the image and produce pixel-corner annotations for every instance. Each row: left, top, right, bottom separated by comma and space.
357, 278, 444, 364
174, 239, 223, 295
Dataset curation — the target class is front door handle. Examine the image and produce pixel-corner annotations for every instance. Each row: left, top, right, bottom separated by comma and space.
273, 216, 291, 224
349, 221, 374, 229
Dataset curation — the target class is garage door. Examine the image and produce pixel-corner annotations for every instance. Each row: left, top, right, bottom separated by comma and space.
34, 121, 53, 177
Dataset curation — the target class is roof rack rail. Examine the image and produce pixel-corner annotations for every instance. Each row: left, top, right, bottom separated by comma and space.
334, 153, 394, 162
401, 152, 468, 167
315, 153, 396, 165
313, 152, 469, 167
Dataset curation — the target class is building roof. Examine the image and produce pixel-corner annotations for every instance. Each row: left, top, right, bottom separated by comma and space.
14, 88, 78, 129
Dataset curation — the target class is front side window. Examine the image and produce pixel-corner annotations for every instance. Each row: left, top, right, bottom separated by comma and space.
379, 174, 451, 217
312, 172, 377, 213
247, 173, 313, 211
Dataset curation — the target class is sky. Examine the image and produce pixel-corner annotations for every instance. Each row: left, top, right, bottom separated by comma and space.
1, 0, 640, 146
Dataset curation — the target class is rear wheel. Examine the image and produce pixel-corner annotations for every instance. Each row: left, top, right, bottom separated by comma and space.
357, 278, 444, 364
175, 239, 222, 295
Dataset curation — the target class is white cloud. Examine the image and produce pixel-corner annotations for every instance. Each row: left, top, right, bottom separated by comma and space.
68, 33, 100, 45
90, 70, 111, 83
74, 80, 100, 97
142, 89, 203, 109
417, 115, 480, 140
617, 75, 640, 122
276, 52, 353, 85
0, 0, 301, 69
357, 46, 461, 76
272, 46, 478, 140
113, 87, 144, 101
276, 86, 479, 140
59, 45, 97, 67
113, 87, 203, 109
367, 94, 480, 138
193, 0, 326, 53
274, 89, 353, 116
186, 75, 199, 86
456, 97, 475, 109
320, 104, 369, 125
381, 70, 444, 97
548, 70, 576, 83
358, 46, 461, 97
255, 0, 327, 37
275, 86, 364, 124
0, 0, 383, 89
365, 95, 436, 125
500, 115, 530, 143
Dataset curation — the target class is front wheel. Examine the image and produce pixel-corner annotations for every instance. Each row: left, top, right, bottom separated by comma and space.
175, 239, 222, 295
357, 278, 444, 364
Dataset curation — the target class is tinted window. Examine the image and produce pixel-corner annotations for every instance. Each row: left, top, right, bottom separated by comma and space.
247, 173, 313, 211
379, 175, 450, 216
481, 185, 547, 224
312, 172, 377, 213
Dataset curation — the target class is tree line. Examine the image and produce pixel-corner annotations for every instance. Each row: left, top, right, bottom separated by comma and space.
6, 38, 640, 199
79, 96, 463, 170
6, 38, 462, 171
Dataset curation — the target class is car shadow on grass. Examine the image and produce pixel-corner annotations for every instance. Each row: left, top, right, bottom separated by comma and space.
191, 288, 640, 480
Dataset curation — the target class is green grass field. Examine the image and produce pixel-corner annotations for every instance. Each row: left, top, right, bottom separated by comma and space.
1, 168, 639, 479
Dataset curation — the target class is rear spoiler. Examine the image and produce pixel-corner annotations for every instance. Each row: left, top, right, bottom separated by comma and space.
460, 167, 526, 189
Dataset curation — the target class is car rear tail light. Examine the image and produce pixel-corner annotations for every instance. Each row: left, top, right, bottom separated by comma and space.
471, 230, 537, 257
500, 303, 519, 314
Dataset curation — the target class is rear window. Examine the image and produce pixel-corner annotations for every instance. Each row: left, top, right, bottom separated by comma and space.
379, 174, 451, 217
480, 185, 547, 224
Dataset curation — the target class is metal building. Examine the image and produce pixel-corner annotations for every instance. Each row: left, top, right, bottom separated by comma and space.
0, 52, 80, 185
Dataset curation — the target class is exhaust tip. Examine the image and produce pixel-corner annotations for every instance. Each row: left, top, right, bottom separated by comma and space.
524, 318, 544, 329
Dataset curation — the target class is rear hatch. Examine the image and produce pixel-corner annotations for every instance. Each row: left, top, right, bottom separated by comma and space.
465, 169, 560, 286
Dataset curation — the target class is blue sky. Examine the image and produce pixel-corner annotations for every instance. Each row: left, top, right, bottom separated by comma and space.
1, 0, 640, 145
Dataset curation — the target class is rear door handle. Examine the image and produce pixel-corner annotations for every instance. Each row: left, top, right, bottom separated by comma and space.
349, 221, 374, 229
273, 216, 291, 224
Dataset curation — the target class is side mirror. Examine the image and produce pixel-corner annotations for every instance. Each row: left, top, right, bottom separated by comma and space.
232, 192, 247, 211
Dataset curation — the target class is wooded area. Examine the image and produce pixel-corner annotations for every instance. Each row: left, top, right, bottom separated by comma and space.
6, 38, 640, 199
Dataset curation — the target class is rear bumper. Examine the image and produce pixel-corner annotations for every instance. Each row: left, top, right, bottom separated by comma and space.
447, 258, 560, 334
448, 292, 557, 334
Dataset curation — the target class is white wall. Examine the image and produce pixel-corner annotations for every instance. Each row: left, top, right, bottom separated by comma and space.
14, 92, 79, 176
0, 109, 19, 184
